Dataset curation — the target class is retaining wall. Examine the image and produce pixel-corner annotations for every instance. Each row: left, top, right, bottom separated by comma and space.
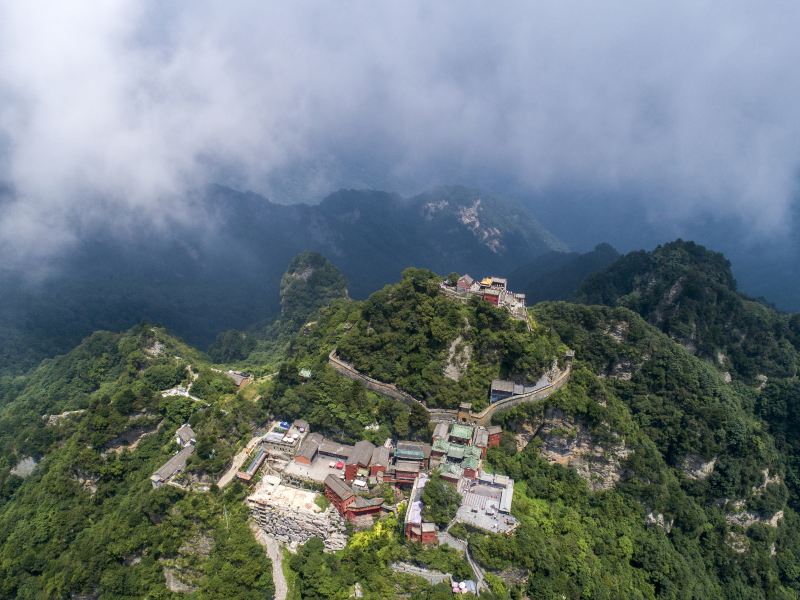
248, 500, 347, 551
328, 350, 428, 410
328, 349, 572, 426
469, 366, 571, 425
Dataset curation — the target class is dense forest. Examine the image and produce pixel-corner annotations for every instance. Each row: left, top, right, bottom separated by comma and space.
578, 240, 800, 381
0, 326, 274, 598
335, 268, 563, 410
1, 243, 800, 598
275, 267, 800, 598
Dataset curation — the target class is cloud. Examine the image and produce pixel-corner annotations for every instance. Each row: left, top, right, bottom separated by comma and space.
1, 1, 799, 264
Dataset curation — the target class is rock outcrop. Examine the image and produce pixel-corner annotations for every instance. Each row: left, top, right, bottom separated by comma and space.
535, 408, 630, 491
604, 320, 629, 343
443, 335, 472, 382
725, 501, 783, 529
645, 511, 674, 533
10, 456, 37, 478
44, 410, 87, 427
160, 532, 213, 593
682, 454, 717, 481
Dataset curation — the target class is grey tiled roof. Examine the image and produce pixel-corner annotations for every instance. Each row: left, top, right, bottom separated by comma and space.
324, 474, 354, 501
297, 432, 323, 460
347, 440, 375, 467
152, 445, 195, 482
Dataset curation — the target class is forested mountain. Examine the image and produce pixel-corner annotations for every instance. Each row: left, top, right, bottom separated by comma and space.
278, 252, 350, 328
578, 240, 800, 382
0, 185, 563, 375
2, 248, 800, 598
290, 269, 800, 598
206, 251, 349, 364
269, 268, 800, 598
0, 326, 274, 599
333, 269, 563, 410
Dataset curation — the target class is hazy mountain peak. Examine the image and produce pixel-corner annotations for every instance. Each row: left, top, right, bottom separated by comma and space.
280, 251, 349, 326
0, 184, 564, 372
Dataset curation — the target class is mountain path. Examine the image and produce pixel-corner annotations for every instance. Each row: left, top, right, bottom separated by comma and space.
217, 434, 265, 489
249, 522, 288, 600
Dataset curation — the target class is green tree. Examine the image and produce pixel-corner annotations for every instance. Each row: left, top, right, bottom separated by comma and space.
421, 473, 461, 527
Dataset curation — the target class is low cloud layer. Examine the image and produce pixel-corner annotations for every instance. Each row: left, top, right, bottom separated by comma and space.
1, 1, 799, 264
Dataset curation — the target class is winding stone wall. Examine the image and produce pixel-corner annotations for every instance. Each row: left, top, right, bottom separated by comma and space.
470, 367, 571, 425
328, 350, 572, 426
328, 350, 428, 410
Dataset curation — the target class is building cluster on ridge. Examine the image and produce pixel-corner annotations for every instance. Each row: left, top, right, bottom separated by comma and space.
149, 271, 528, 577
231, 405, 518, 542
440, 274, 527, 319
231, 272, 529, 547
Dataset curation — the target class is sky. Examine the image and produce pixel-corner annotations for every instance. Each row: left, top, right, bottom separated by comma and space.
1, 1, 799, 266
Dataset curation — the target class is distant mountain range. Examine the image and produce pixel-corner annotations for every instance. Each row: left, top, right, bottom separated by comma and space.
0, 185, 571, 373
508, 243, 620, 304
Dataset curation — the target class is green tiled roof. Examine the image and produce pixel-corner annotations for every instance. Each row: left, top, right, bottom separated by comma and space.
462, 456, 480, 470
394, 442, 425, 460
438, 463, 463, 479
432, 439, 450, 453
464, 446, 482, 460
450, 423, 474, 440
447, 444, 466, 460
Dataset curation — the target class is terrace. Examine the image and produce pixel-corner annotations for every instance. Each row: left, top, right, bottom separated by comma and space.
454, 473, 518, 534
284, 453, 347, 484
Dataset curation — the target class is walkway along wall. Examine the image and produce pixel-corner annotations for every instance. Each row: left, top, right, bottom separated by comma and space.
328, 349, 572, 426
328, 350, 429, 410
469, 366, 571, 425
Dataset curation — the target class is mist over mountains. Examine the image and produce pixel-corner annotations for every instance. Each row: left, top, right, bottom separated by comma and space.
0, 185, 568, 372
2, 3, 800, 281
1, 2, 800, 337
5, 4, 800, 598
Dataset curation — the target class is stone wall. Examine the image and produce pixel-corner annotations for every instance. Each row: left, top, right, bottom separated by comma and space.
470, 365, 572, 425
428, 409, 459, 423
248, 500, 347, 552
328, 349, 572, 426
328, 350, 427, 410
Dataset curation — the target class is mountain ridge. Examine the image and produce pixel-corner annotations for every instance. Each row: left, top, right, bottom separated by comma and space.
578, 240, 800, 381
0, 185, 565, 375
2, 253, 800, 597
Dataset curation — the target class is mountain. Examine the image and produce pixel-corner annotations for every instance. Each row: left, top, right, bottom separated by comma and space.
278, 251, 350, 328
3, 260, 800, 597
206, 252, 351, 367
576, 239, 800, 519
333, 268, 563, 410
578, 240, 800, 382
0, 185, 564, 375
0, 326, 274, 599
508, 242, 620, 303
296, 268, 800, 598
